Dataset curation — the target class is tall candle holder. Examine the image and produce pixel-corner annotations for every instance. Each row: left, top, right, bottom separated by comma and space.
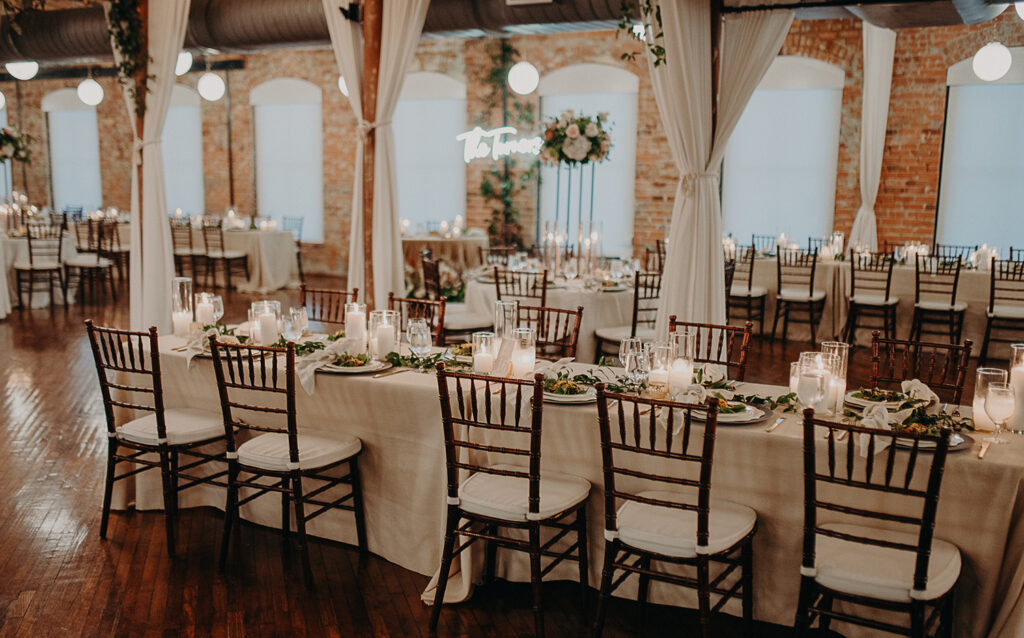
510, 327, 537, 378
472, 332, 496, 374
669, 328, 697, 395
821, 341, 849, 414
345, 302, 368, 353
493, 300, 519, 342
171, 277, 193, 337
368, 309, 399, 361
1009, 344, 1024, 434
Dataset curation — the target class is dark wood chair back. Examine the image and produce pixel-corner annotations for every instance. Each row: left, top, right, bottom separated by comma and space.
914, 255, 962, 307
644, 246, 664, 273
850, 250, 895, 301
728, 245, 756, 292
494, 267, 548, 307
668, 317, 753, 382
597, 385, 719, 549
209, 338, 295, 463
388, 292, 446, 346
800, 409, 951, 600
435, 364, 545, 516
882, 240, 902, 255
777, 247, 819, 297
988, 259, 1024, 315
723, 258, 736, 296
751, 234, 776, 253
479, 245, 515, 266
631, 271, 662, 336
169, 218, 195, 254
63, 206, 83, 222
517, 304, 584, 360
26, 222, 63, 266
300, 283, 358, 327
101, 220, 124, 252
202, 220, 228, 256
933, 243, 976, 262
807, 237, 825, 252
74, 219, 99, 253
84, 320, 165, 438
869, 331, 972, 404
422, 255, 442, 301
1010, 247, 1024, 262
49, 211, 67, 229
281, 216, 303, 241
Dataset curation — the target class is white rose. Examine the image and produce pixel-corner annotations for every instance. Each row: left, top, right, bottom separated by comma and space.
585, 122, 599, 137
1, 144, 13, 157
563, 135, 591, 162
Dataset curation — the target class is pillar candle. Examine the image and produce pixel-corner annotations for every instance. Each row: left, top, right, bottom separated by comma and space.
1010, 366, 1024, 430
172, 311, 191, 338
196, 301, 215, 326
375, 323, 395, 357
258, 312, 279, 345
473, 352, 495, 374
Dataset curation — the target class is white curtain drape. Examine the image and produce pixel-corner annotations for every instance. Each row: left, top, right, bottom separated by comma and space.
323, 0, 429, 308
848, 22, 896, 252
651, 2, 793, 335
107, 0, 189, 332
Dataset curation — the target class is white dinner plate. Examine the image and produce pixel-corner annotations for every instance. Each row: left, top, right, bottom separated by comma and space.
320, 360, 391, 374
543, 388, 597, 404
844, 391, 906, 411
692, 403, 769, 425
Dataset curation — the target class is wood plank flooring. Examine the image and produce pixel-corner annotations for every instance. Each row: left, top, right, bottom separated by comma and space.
0, 276, 986, 637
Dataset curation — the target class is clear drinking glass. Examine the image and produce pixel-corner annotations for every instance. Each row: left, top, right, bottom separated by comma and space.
797, 353, 829, 409
619, 337, 642, 369
985, 382, 1016, 444
975, 368, 1009, 432
211, 295, 224, 324
281, 316, 302, 343
671, 327, 698, 362
789, 362, 800, 394
290, 306, 309, 336
408, 318, 432, 358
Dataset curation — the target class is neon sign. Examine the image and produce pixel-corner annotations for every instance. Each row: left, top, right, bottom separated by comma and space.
455, 126, 542, 164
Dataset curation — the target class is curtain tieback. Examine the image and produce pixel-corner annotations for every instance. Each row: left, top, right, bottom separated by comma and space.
357, 119, 393, 140
681, 172, 720, 196
132, 138, 160, 165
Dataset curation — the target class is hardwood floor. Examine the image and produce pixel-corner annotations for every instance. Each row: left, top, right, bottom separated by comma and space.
0, 278, 984, 637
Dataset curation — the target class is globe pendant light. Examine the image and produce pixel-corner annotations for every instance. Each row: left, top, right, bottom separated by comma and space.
5, 61, 39, 81
198, 72, 226, 101
175, 51, 193, 76
77, 77, 104, 106
973, 42, 1012, 82
507, 61, 539, 95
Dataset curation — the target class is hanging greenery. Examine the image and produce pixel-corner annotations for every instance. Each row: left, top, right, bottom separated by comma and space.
107, 0, 153, 120
616, 0, 666, 67
1, 0, 45, 36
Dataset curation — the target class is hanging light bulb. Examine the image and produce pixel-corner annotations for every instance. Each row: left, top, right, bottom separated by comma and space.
175, 51, 193, 76
507, 61, 539, 96
337, 75, 349, 97
0, 90, 6, 111
973, 42, 1012, 82
197, 71, 225, 101
5, 61, 39, 80
77, 77, 104, 106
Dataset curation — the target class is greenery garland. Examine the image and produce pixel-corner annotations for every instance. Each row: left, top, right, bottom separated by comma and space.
616, 0, 666, 67
106, 0, 153, 119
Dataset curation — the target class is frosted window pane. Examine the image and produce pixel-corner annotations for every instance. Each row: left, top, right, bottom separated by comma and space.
393, 97, 466, 234
539, 93, 637, 259
254, 101, 323, 243
162, 104, 205, 216
937, 83, 1024, 250
0, 108, 10, 201
722, 88, 841, 245
48, 108, 103, 212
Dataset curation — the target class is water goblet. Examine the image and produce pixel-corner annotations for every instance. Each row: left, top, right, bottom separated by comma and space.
281, 316, 302, 343
985, 382, 1016, 444
408, 319, 432, 359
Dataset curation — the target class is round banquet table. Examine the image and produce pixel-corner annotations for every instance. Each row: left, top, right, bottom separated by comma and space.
211, 229, 301, 293
463, 275, 634, 362
403, 235, 489, 274
2, 232, 79, 310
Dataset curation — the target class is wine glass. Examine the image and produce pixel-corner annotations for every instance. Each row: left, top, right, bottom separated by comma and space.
281, 316, 302, 343
211, 295, 224, 325
619, 337, 642, 369
290, 306, 309, 336
408, 319, 432, 358
796, 354, 828, 410
984, 382, 1016, 444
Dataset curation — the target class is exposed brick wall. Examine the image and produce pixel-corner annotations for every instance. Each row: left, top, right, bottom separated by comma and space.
2, 11, 1022, 276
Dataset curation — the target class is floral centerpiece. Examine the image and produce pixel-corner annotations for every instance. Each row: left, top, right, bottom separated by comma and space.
0, 126, 32, 163
540, 110, 611, 166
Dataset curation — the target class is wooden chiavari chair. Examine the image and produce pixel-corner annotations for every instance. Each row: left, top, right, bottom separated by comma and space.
170, 217, 202, 277
100, 219, 130, 280
64, 219, 117, 304
932, 243, 976, 262
980, 258, 1024, 363
772, 247, 826, 345
1010, 247, 1024, 262
517, 304, 584, 360
424, 254, 491, 344
795, 410, 958, 637
63, 205, 83, 222
723, 258, 736, 297
388, 292, 445, 346
281, 216, 305, 283
883, 240, 903, 255
844, 250, 898, 344
807, 237, 825, 252
594, 271, 662, 363
85, 320, 227, 556
751, 234, 776, 254
593, 387, 756, 638
644, 245, 664, 273
478, 245, 515, 267
868, 331, 972, 405
299, 283, 358, 328
201, 219, 249, 289
668, 317, 754, 382
422, 253, 442, 300
49, 211, 67, 228
727, 245, 767, 335
494, 267, 549, 307
14, 222, 66, 308
429, 364, 590, 637
210, 338, 366, 588
910, 255, 965, 344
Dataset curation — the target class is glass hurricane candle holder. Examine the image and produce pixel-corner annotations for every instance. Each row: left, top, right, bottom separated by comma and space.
821, 341, 849, 414
975, 368, 1009, 432
648, 342, 673, 387
345, 302, 367, 351
798, 351, 838, 414
368, 310, 399, 361
510, 327, 537, 377
171, 276, 193, 337
472, 332, 496, 374
1010, 344, 1024, 434
250, 301, 280, 345
493, 300, 519, 341
195, 292, 217, 326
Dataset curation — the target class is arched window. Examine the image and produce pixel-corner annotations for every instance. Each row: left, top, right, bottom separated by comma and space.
539, 64, 639, 258
162, 84, 204, 215
42, 88, 103, 212
722, 56, 844, 244
393, 72, 466, 234
251, 78, 323, 242
936, 48, 1024, 249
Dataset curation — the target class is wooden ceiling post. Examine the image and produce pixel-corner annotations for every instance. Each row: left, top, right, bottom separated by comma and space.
361, 0, 383, 310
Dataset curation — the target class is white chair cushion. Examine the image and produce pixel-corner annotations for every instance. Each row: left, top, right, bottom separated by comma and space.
615, 490, 756, 558
237, 431, 361, 471
915, 300, 967, 312
174, 248, 203, 256
64, 255, 113, 268
729, 285, 767, 298
458, 463, 590, 522
594, 325, 657, 343
13, 259, 60, 271
207, 250, 247, 260
851, 294, 899, 306
778, 288, 826, 302
444, 303, 493, 331
116, 407, 224, 446
988, 304, 1024, 319
813, 522, 961, 603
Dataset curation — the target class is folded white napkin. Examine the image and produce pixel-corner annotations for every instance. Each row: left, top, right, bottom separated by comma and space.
296, 338, 363, 395
858, 403, 891, 457
673, 383, 708, 405
900, 379, 940, 413
186, 327, 239, 368
536, 358, 575, 377
698, 363, 728, 384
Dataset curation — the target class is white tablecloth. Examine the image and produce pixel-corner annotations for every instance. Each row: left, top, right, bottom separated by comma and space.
113, 345, 1024, 638
2, 233, 79, 310
403, 235, 489, 274
464, 278, 634, 362
183, 229, 299, 293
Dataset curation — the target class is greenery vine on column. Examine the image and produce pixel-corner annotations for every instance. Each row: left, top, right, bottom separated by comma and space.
107, 0, 153, 119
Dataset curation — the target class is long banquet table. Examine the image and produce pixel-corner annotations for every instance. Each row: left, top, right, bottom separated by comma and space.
112, 341, 1024, 637
2, 232, 79, 310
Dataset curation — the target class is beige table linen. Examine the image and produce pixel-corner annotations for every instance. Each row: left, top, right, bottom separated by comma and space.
403, 235, 489, 274
197, 229, 300, 293
463, 278, 634, 362
113, 344, 1024, 637
3, 232, 79, 309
